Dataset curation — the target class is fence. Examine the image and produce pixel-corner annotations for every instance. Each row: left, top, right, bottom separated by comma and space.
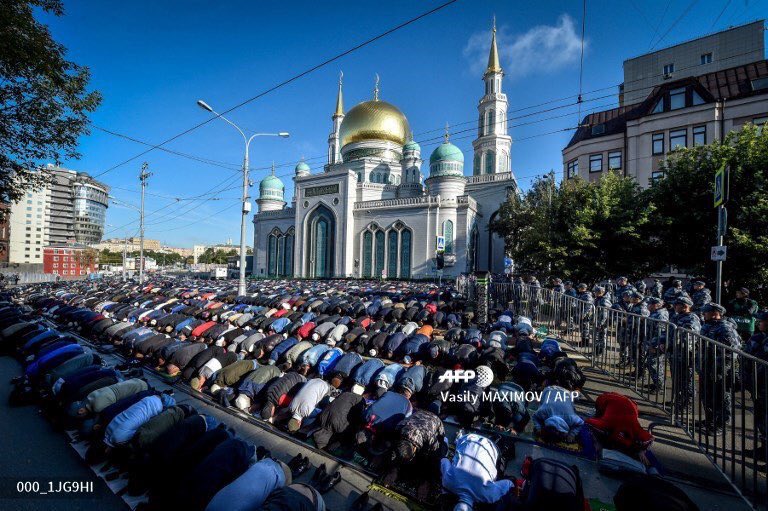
0, 272, 59, 285
490, 281, 767, 507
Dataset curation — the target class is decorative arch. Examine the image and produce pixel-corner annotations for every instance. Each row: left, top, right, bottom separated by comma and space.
267, 227, 283, 277
305, 204, 336, 278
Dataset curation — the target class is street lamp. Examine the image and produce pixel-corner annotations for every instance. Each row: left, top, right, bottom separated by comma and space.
108, 196, 143, 282
197, 99, 290, 297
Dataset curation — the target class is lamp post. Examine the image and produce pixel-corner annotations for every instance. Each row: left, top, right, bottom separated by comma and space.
108, 196, 144, 282
197, 99, 289, 297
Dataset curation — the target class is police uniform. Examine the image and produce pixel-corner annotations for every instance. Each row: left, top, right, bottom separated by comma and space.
668, 296, 701, 409
576, 286, 594, 346
698, 303, 741, 430
744, 311, 768, 456
644, 298, 669, 390
593, 287, 612, 357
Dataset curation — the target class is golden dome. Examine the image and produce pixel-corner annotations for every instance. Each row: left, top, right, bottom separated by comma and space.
339, 100, 410, 148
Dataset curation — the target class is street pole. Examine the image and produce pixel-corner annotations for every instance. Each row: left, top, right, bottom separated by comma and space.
238, 146, 250, 297
139, 162, 152, 285
122, 236, 127, 281
716, 206, 724, 303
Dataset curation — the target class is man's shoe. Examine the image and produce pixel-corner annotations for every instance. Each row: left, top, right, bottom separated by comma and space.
256, 446, 271, 460
350, 491, 369, 511
317, 471, 341, 493
287, 453, 303, 471
292, 455, 310, 477
311, 463, 327, 485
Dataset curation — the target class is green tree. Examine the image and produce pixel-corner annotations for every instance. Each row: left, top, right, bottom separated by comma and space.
491, 172, 652, 283
646, 124, 768, 300
0, 0, 101, 214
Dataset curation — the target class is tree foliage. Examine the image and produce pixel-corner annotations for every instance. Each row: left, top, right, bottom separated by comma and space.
491, 124, 768, 298
0, 0, 101, 212
198, 247, 237, 264
646, 124, 768, 295
492, 171, 653, 283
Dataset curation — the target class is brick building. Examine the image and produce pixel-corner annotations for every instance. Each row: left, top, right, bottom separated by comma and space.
43, 243, 97, 277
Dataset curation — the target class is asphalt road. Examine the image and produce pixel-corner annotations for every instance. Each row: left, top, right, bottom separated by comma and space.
0, 356, 127, 511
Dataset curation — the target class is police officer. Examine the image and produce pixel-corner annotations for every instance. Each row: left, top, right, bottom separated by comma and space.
625, 291, 649, 370
650, 279, 663, 299
667, 296, 700, 409
635, 279, 647, 297
744, 310, 768, 460
614, 276, 635, 305
663, 279, 685, 307
561, 280, 578, 331
593, 285, 612, 357
691, 281, 712, 317
528, 276, 542, 319
698, 303, 741, 433
728, 287, 759, 340
576, 283, 594, 347
551, 278, 565, 294
644, 297, 669, 392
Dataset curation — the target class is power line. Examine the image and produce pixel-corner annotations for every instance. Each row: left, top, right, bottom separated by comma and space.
710, 0, 734, 30
90, 0, 461, 179
649, 0, 700, 50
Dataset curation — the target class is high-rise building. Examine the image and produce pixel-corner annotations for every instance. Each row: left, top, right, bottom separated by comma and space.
45, 165, 109, 244
6, 165, 109, 264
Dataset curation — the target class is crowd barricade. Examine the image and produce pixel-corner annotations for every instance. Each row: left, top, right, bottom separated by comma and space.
490, 281, 768, 506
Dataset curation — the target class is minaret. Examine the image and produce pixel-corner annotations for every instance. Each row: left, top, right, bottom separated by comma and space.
327, 71, 344, 166
472, 17, 512, 176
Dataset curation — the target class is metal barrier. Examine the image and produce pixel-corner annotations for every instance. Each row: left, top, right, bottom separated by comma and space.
490, 281, 768, 506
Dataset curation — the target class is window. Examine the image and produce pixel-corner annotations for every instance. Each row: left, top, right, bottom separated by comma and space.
362, 231, 373, 278
589, 154, 603, 173
663, 63, 674, 75
485, 151, 495, 174
652, 133, 665, 155
700, 53, 712, 65
692, 90, 705, 106
566, 159, 578, 178
473, 154, 481, 175
443, 220, 454, 254
608, 151, 622, 170
591, 124, 605, 135
651, 171, 665, 184
400, 229, 412, 279
669, 128, 687, 150
751, 77, 768, 91
375, 230, 385, 277
387, 230, 398, 278
755, 116, 768, 134
669, 88, 686, 110
693, 125, 706, 146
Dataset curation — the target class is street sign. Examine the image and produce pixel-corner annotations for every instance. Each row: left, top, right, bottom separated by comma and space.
504, 268, 512, 274
711, 245, 727, 261
504, 257, 513, 268
436, 236, 445, 251
714, 165, 725, 208
717, 207, 728, 238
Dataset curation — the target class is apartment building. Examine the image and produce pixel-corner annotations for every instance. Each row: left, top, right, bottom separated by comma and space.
563, 21, 768, 188
8, 187, 51, 265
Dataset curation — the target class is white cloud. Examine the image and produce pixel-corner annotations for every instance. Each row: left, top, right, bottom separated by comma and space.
464, 15, 585, 79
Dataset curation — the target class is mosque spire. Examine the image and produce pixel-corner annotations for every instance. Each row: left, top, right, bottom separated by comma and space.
334, 71, 344, 117
373, 73, 380, 101
485, 16, 502, 75
271, 162, 275, 176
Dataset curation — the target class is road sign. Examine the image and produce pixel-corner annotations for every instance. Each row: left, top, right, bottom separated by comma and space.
714, 165, 725, 208
711, 245, 727, 261
504, 268, 512, 274
436, 236, 445, 251
504, 257, 513, 268
717, 207, 728, 238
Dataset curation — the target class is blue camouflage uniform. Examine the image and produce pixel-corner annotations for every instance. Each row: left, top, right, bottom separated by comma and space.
668, 309, 701, 408
594, 293, 612, 357
699, 313, 741, 427
643, 304, 669, 388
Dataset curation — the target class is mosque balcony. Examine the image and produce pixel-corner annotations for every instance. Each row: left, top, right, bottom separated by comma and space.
353, 194, 440, 211
465, 171, 516, 187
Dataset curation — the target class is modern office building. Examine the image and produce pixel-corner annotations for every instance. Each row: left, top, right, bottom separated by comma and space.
45, 165, 109, 245
563, 20, 768, 187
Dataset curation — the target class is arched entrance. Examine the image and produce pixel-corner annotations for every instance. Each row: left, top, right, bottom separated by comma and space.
306, 204, 335, 278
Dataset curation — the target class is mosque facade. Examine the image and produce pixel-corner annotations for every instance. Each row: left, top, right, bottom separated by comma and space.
252, 26, 516, 279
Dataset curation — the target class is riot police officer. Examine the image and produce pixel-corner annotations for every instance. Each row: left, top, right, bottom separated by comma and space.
698, 303, 741, 434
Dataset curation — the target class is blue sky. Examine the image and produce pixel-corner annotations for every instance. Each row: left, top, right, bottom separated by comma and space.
41, 0, 766, 247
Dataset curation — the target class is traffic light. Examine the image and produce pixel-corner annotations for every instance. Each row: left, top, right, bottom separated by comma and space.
436, 251, 445, 270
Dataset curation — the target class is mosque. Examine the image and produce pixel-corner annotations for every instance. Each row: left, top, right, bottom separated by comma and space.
252, 24, 516, 279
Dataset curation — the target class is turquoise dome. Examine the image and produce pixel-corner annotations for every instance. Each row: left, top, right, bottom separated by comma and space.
429, 142, 464, 178
259, 174, 285, 201
295, 161, 311, 173
403, 139, 420, 153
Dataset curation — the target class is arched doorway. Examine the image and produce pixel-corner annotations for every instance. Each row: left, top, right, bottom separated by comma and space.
306, 204, 335, 278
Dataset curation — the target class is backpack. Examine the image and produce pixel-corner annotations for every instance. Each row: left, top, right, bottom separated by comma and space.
520, 457, 585, 511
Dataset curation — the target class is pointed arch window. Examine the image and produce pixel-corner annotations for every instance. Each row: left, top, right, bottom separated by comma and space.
362, 231, 373, 277
387, 230, 398, 278
375, 230, 385, 276
443, 220, 454, 254
277, 236, 286, 276
267, 234, 277, 277
478, 113, 484, 137
400, 229, 412, 279
474, 154, 481, 176
487, 109, 496, 135
284, 231, 294, 277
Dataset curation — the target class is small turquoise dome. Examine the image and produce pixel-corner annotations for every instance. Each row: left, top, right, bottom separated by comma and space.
295, 161, 310, 174
429, 142, 464, 178
403, 139, 420, 153
259, 174, 284, 201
